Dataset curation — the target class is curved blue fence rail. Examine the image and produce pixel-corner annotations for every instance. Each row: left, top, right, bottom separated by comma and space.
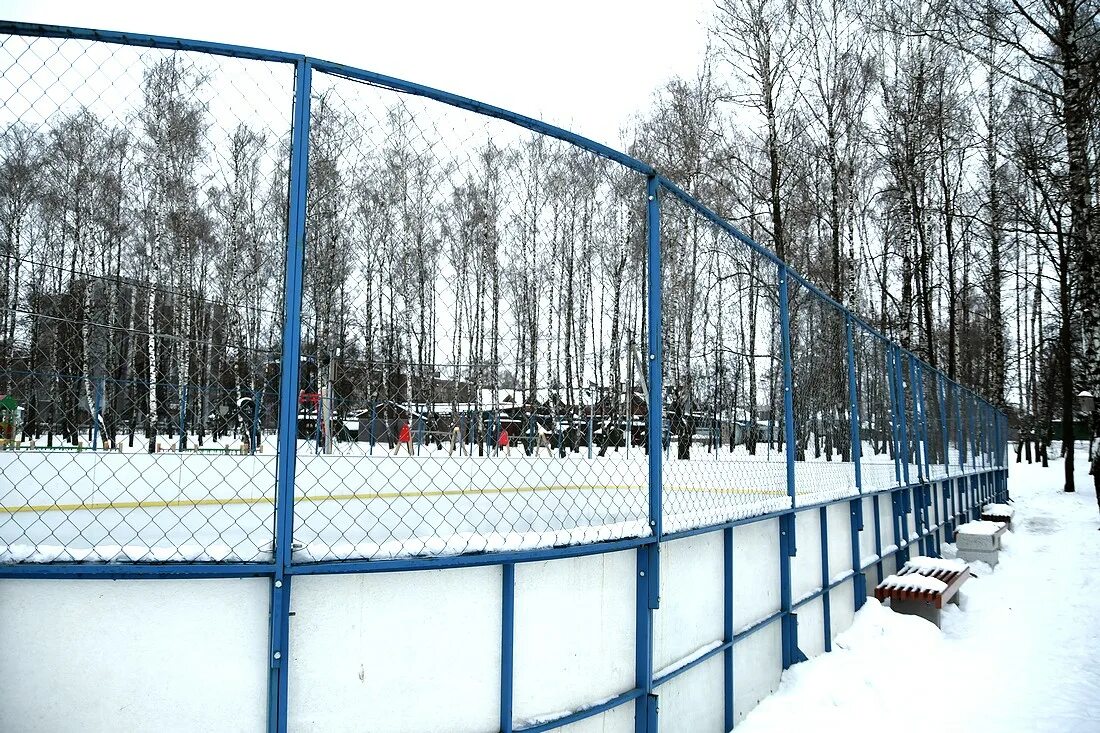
0, 21, 1008, 733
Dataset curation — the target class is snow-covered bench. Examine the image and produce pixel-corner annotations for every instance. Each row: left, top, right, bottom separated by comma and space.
874, 556, 970, 627
981, 503, 1014, 530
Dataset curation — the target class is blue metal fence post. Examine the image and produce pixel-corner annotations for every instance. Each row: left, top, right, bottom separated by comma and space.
645, 174, 663, 539
910, 362, 926, 551
846, 318, 862, 493
819, 505, 831, 652
954, 384, 965, 472
845, 317, 866, 609
912, 363, 933, 555
887, 346, 902, 486
501, 563, 515, 733
893, 350, 911, 563
937, 372, 950, 478
635, 174, 662, 733
896, 352, 910, 487
723, 526, 734, 731
935, 371, 951, 551
779, 268, 797, 506
915, 363, 932, 483
268, 57, 312, 733
777, 265, 798, 668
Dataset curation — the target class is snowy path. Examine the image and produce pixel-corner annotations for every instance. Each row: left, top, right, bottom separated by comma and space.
736, 451, 1100, 733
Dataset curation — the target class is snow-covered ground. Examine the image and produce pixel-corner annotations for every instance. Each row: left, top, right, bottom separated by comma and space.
735, 448, 1100, 733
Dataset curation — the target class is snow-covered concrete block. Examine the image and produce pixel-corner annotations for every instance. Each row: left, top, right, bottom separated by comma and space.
957, 547, 1000, 567
955, 520, 1007, 567
981, 503, 1015, 530
955, 520, 1006, 551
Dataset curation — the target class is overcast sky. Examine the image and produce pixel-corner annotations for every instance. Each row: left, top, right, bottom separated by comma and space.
0, 0, 712, 148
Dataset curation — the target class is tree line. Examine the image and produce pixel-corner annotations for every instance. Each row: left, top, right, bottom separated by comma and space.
630, 0, 1098, 487
0, 8, 1051, 476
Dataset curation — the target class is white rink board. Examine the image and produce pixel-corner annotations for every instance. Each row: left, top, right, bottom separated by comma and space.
513, 551, 635, 726
859, 496, 878, 566
654, 532, 724, 672
289, 567, 501, 733
732, 518, 781, 630
796, 596, 826, 658
826, 502, 854, 580
0, 578, 268, 733
733, 621, 783, 725
830, 581, 857, 643
791, 509, 823, 602
656, 654, 724, 733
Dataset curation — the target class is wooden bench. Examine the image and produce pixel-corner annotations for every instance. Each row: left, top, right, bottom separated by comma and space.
875, 557, 970, 627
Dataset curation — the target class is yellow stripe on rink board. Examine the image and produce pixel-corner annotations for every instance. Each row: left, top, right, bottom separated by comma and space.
0, 483, 793, 514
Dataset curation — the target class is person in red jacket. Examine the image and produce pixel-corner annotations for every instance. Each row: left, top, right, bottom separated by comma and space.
394, 419, 413, 456
497, 426, 510, 456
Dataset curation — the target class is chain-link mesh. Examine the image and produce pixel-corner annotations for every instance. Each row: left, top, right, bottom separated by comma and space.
945, 380, 962, 472
853, 324, 899, 492
964, 390, 980, 471
657, 192, 789, 531
0, 29, 1011, 566
289, 71, 651, 561
788, 281, 857, 505
898, 353, 924, 484
0, 34, 293, 562
922, 365, 948, 480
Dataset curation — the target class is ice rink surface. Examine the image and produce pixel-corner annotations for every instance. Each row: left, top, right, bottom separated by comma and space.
0, 436, 961, 563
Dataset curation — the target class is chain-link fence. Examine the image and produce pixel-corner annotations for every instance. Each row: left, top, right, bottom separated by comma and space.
0, 26, 1008, 566
0, 32, 291, 562
290, 69, 651, 561
658, 190, 788, 533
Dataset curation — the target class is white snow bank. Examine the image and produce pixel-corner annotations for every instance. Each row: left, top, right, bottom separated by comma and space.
736, 448, 1100, 733
982, 503, 1014, 517
732, 599, 948, 732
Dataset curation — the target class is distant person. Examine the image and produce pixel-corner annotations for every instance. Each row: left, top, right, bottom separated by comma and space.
536, 422, 551, 455
430, 416, 444, 451
1091, 444, 1100, 527
394, 420, 413, 456
497, 427, 510, 456
450, 423, 463, 456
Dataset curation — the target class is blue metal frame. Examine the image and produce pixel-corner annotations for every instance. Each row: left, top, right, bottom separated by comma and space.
501, 563, 515, 733
646, 175, 663, 539
723, 526, 734, 731
0, 22, 1012, 733
777, 265, 800, 669
266, 55, 313, 733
